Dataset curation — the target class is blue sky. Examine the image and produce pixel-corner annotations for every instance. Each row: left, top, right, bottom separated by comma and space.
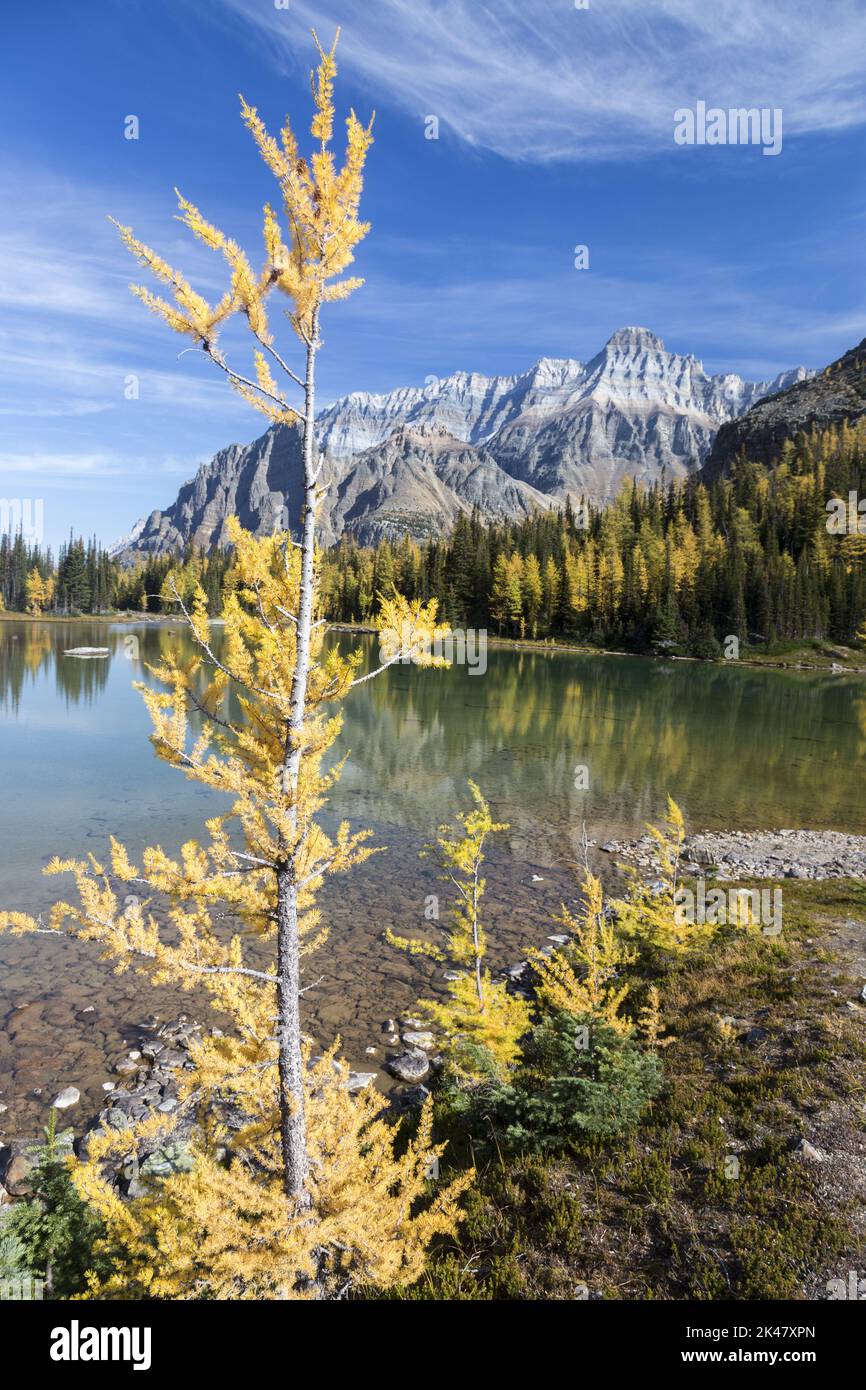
2, 0, 865, 550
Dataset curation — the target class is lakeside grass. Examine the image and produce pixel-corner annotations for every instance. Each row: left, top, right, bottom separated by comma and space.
0, 610, 182, 626
385, 878, 866, 1301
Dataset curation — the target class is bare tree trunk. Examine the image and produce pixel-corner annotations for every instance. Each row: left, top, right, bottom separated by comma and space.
276, 307, 320, 1201
276, 862, 308, 1198
471, 861, 484, 1010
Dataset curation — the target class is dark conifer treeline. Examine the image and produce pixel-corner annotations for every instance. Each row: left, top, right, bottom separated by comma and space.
320, 420, 866, 653
0, 534, 232, 617
3, 421, 865, 651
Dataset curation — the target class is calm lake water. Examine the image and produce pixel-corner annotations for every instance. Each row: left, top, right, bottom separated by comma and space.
1, 618, 865, 1132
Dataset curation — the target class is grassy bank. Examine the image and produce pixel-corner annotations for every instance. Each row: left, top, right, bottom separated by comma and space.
386, 878, 866, 1301
0, 610, 170, 625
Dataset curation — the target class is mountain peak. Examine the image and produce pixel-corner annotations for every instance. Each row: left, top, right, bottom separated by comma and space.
115, 328, 815, 561
604, 326, 666, 353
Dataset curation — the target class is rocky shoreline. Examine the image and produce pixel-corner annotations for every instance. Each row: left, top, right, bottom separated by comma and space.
601, 828, 866, 882
0, 1014, 453, 1203
0, 939, 568, 1205
4, 826, 863, 1203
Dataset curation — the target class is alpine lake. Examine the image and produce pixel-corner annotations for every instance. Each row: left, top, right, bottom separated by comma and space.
1, 618, 864, 1132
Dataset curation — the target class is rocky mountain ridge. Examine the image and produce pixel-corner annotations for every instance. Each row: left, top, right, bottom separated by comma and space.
704, 335, 866, 479
115, 327, 811, 559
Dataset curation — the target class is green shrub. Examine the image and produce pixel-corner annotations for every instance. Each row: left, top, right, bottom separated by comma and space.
0, 1213, 27, 1278
455, 1011, 663, 1155
7, 1112, 106, 1298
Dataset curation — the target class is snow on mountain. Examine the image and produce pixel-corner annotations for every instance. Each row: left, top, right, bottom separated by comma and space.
115, 328, 812, 559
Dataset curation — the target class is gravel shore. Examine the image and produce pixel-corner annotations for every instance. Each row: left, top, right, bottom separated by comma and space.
601, 828, 866, 881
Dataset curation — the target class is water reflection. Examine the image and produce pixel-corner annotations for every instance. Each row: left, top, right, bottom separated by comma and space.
335, 637, 866, 863
1, 620, 864, 867
1, 618, 864, 1134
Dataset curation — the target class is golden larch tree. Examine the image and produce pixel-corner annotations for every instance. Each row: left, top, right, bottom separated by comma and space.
1, 31, 466, 1295
106, 28, 449, 1199
387, 782, 531, 1081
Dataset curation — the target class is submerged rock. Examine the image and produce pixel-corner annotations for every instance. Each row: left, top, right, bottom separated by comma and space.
386, 1049, 430, 1083
347, 1072, 377, 1094
52, 1086, 81, 1110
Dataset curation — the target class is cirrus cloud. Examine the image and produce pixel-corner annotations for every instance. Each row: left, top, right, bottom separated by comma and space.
219, 0, 866, 161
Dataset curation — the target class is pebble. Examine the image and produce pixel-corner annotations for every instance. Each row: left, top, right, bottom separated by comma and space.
52, 1086, 81, 1110
794, 1138, 827, 1164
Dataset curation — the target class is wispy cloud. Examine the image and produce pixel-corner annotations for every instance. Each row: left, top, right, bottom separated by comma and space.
220, 0, 866, 161
0, 450, 125, 476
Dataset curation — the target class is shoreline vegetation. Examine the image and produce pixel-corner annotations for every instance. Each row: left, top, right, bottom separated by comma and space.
2, 609, 865, 672
3, 844, 865, 1301
4, 415, 866, 671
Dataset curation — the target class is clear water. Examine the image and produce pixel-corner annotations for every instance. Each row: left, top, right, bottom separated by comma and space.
1, 619, 864, 1132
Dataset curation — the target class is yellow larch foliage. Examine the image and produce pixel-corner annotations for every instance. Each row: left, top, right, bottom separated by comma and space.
387, 782, 531, 1081
529, 873, 635, 1034
374, 591, 452, 672
0, 519, 462, 1296
0, 29, 476, 1296
613, 796, 716, 954
72, 1045, 469, 1300
109, 28, 374, 425
25, 567, 53, 614
637, 984, 675, 1051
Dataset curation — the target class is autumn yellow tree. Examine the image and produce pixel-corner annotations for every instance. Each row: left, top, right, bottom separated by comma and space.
613, 796, 717, 954
25, 567, 54, 614
529, 873, 635, 1034
386, 782, 530, 1081
104, 28, 455, 1202
1, 31, 466, 1295
2, 521, 460, 1296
